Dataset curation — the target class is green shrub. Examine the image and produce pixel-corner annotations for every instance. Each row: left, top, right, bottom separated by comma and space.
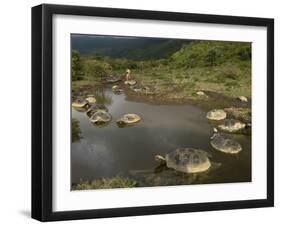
84, 59, 112, 79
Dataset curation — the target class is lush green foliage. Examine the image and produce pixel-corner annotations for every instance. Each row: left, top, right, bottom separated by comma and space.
83, 57, 112, 79
170, 41, 251, 68
71, 50, 84, 81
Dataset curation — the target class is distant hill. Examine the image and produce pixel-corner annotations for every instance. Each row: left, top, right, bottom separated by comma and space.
71, 34, 190, 60
170, 40, 251, 67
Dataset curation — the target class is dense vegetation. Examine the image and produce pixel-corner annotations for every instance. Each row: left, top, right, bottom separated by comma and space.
72, 40, 251, 98
71, 50, 84, 81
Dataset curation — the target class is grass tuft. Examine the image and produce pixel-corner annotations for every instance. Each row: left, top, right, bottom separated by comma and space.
73, 177, 137, 190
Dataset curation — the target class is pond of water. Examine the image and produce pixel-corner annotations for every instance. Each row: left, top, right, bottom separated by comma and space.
71, 88, 251, 187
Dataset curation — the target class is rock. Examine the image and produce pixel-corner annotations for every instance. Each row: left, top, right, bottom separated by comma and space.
213, 127, 218, 133
238, 96, 248, 102
112, 85, 118, 90
130, 85, 153, 95
85, 96, 96, 104
196, 91, 205, 96
105, 75, 121, 83
130, 86, 142, 93
210, 133, 242, 154
206, 109, 227, 120
218, 119, 246, 133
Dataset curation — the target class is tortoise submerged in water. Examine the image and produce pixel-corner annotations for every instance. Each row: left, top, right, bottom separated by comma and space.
218, 119, 246, 133
206, 109, 227, 120
86, 104, 108, 118
89, 110, 112, 125
155, 148, 211, 173
116, 113, 141, 126
72, 99, 89, 111
85, 96, 96, 104
210, 133, 242, 154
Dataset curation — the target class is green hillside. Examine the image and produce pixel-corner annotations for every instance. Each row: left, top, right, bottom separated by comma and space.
72, 40, 252, 99
170, 40, 251, 67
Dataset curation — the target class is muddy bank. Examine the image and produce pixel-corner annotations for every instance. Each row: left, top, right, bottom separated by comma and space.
126, 89, 250, 109
72, 80, 251, 123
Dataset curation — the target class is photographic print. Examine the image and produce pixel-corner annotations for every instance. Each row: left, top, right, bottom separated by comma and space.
71, 34, 252, 190
32, 4, 273, 221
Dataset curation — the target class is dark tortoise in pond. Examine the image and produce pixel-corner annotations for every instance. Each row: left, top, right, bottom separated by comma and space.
89, 110, 112, 125
218, 119, 246, 133
224, 107, 251, 123
155, 148, 211, 173
86, 104, 108, 118
210, 133, 242, 154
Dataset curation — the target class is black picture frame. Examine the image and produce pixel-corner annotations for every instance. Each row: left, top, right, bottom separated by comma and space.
32, 3, 274, 222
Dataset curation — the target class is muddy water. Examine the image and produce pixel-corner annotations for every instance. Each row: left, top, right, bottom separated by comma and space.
71, 88, 251, 187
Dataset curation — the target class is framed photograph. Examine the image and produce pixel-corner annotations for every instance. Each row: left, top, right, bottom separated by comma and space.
32, 4, 274, 221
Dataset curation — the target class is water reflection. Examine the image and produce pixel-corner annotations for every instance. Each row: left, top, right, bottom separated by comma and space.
94, 88, 112, 105
71, 118, 81, 143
